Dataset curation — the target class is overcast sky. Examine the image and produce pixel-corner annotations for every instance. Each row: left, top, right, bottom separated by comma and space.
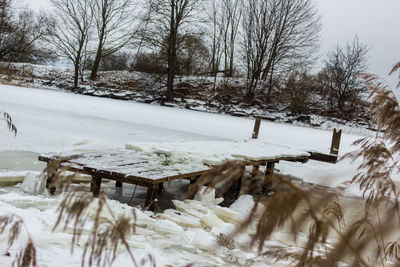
20, 0, 400, 87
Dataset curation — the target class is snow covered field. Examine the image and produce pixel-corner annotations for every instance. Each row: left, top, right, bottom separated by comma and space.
0, 84, 368, 266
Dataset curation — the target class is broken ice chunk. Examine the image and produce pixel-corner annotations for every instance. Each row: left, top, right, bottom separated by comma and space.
21, 173, 47, 195
159, 209, 201, 228
214, 206, 242, 224
229, 194, 254, 220
194, 186, 215, 206
200, 212, 225, 228
152, 219, 183, 235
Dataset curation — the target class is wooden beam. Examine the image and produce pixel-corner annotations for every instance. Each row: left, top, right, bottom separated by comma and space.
309, 152, 338, 164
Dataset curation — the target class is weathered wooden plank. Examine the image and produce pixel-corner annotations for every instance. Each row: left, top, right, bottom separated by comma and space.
38, 155, 51, 163
309, 152, 338, 164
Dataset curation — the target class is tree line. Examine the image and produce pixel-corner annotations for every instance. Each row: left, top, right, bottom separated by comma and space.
0, 0, 369, 115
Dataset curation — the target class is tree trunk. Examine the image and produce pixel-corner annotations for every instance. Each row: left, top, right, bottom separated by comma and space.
166, 33, 176, 101
90, 26, 105, 81
266, 63, 275, 101
246, 74, 257, 100
166, 1, 176, 101
229, 23, 235, 77
223, 28, 229, 77
73, 61, 79, 89
229, 46, 234, 77
166, 66, 175, 100
90, 48, 102, 80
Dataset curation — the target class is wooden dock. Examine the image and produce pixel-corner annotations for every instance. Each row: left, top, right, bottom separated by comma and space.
38, 149, 310, 210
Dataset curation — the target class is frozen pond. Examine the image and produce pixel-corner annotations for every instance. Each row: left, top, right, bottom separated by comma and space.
0, 150, 45, 171
0, 84, 366, 188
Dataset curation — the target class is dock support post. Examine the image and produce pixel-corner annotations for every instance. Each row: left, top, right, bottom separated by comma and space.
158, 183, 164, 194
46, 162, 58, 194
251, 164, 259, 178
145, 184, 159, 211
252, 117, 262, 139
91, 174, 102, 197
263, 162, 275, 193
238, 166, 246, 195
330, 128, 342, 155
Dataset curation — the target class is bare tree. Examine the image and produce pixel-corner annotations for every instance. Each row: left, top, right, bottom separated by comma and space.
319, 37, 369, 112
145, 0, 203, 101
49, 0, 93, 88
204, 1, 224, 91
207, 1, 222, 77
0, 0, 15, 58
176, 34, 209, 75
89, 0, 138, 80
221, 0, 242, 77
0, 1, 53, 62
241, 0, 321, 99
206, 0, 242, 79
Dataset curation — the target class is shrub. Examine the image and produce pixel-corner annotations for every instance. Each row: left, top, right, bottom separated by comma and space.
286, 72, 317, 114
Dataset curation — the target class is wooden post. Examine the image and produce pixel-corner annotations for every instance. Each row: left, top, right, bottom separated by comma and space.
251, 164, 259, 178
238, 166, 246, 195
116, 181, 123, 188
145, 184, 159, 211
158, 183, 164, 194
190, 175, 201, 185
46, 162, 57, 194
46, 164, 52, 188
91, 174, 102, 197
330, 128, 342, 155
263, 162, 275, 193
252, 117, 262, 139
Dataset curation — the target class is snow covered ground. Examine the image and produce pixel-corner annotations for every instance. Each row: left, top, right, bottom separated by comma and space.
0, 84, 369, 266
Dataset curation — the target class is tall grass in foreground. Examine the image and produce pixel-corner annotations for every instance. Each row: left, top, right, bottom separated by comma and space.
1, 112, 17, 136
0, 114, 36, 267
3, 63, 400, 266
